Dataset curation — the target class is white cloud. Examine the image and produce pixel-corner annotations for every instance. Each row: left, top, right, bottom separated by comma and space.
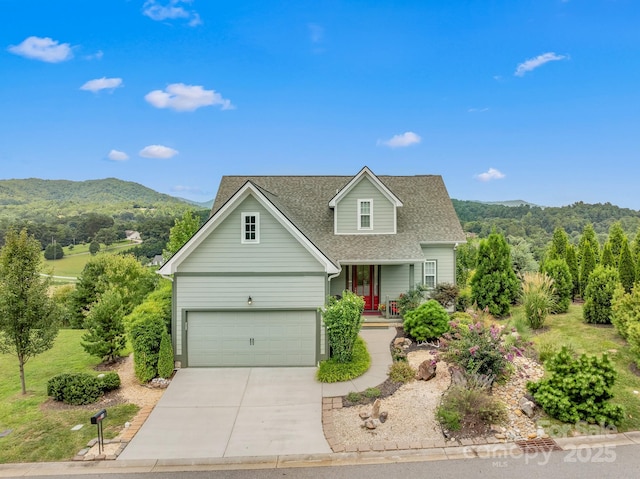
378, 131, 422, 148
143, 0, 202, 26
476, 168, 506, 182
139, 145, 179, 159
7, 36, 73, 63
308, 23, 324, 43
468, 107, 489, 113
107, 150, 129, 161
80, 77, 123, 93
145, 83, 233, 111
85, 50, 104, 60
515, 52, 567, 77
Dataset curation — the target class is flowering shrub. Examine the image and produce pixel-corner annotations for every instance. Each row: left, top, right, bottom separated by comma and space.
439, 320, 523, 384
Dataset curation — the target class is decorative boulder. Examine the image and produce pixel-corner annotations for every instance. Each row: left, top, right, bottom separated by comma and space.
519, 396, 536, 418
416, 360, 437, 381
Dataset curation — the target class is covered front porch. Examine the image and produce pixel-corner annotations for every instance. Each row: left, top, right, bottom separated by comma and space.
329, 262, 424, 321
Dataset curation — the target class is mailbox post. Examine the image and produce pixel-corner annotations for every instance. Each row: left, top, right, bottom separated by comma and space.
90, 409, 107, 454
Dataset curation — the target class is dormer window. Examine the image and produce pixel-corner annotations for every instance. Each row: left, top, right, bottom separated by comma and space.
241, 212, 259, 243
358, 199, 372, 230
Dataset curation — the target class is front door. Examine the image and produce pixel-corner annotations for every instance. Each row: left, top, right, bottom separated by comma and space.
350, 265, 379, 311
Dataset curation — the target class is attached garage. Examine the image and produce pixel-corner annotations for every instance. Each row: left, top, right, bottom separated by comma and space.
185, 310, 318, 367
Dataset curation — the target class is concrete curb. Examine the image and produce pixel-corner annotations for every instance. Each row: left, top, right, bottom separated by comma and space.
2, 432, 640, 476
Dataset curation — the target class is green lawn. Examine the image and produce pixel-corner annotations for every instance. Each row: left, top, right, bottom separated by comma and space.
43, 241, 137, 280
510, 303, 640, 432
0, 330, 138, 463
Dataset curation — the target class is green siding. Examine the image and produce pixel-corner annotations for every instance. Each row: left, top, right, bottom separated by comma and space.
335, 177, 396, 234
380, 264, 411, 300
330, 269, 347, 297
178, 196, 325, 273
421, 245, 456, 285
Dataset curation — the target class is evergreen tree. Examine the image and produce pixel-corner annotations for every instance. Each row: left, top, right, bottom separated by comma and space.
632, 228, 640, 272
580, 244, 597, 297
566, 244, 580, 300
157, 330, 175, 379
44, 242, 64, 260
470, 232, 519, 317
601, 242, 615, 268
542, 259, 572, 313
619, 238, 636, 294
547, 227, 570, 262
0, 229, 58, 394
607, 222, 626, 265
583, 266, 620, 324
578, 223, 600, 265
82, 288, 126, 363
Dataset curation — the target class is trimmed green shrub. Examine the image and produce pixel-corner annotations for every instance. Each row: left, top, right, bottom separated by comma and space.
98, 372, 121, 392
47, 373, 102, 405
611, 284, 640, 339
127, 314, 165, 383
527, 347, 624, 425
316, 336, 370, 382
583, 266, 620, 324
402, 299, 450, 342
627, 322, 640, 368
157, 330, 174, 379
321, 291, 364, 363
388, 360, 416, 383
455, 287, 472, 312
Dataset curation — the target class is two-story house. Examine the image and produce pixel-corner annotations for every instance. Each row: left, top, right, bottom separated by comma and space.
158, 167, 466, 367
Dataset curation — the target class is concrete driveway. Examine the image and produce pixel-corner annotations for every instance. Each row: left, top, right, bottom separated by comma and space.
117, 368, 331, 460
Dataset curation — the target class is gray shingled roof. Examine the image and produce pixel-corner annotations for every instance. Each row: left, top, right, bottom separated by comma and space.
211, 173, 466, 263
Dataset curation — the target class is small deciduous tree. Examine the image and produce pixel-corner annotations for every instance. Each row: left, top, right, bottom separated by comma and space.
44, 242, 64, 260
82, 288, 126, 363
321, 290, 364, 363
0, 229, 58, 394
89, 240, 100, 255
471, 232, 519, 317
163, 210, 202, 260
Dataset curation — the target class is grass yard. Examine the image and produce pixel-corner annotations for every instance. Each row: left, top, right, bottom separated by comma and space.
43, 241, 137, 280
509, 303, 640, 432
0, 330, 138, 463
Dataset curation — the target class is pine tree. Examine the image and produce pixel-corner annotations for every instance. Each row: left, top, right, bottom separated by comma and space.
470, 232, 519, 317
82, 288, 126, 363
607, 222, 626, 265
547, 227, 570, 262
578, 223, 600, 265
580, 244, 597, 297
583, 266, 620, 324
566, 244, 580, 300
601, 242, 615, 268
619, 238, 636, 294
542, 259, 572, 313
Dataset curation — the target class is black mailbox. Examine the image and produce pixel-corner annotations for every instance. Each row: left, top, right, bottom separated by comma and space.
91, 409, 107, 424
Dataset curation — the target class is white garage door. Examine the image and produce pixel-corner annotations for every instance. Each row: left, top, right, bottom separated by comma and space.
186, 310, 317, 367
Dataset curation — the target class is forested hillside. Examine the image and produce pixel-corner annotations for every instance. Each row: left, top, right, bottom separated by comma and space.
0, 178, 192, 220
452, 199, 640, 258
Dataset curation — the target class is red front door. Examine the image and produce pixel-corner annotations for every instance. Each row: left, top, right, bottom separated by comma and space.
350, 265, 379, 311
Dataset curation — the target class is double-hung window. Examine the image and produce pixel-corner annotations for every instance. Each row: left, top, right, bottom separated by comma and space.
241, 212, 259, 243
358, 199, 373, 230
424, 260, 437, 289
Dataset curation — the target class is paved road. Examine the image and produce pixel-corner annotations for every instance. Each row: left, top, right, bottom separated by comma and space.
4, 443, 639, 479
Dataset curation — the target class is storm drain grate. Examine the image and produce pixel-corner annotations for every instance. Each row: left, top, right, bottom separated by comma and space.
515, 437, 562, 454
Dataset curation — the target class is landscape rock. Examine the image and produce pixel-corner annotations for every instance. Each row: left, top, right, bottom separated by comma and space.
379, 411, 388, 423
371, 399, 381, 419
359, 411, 371, 420
519, 397, 536, 418
393, 338, 412, 349
416, 360, 437, 381
364, 419, 377, 430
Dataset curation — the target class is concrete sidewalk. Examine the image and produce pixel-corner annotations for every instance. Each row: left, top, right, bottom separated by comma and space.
321, 326, 396, 398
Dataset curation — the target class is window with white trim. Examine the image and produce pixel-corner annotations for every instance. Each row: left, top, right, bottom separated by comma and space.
358, 199, 372, 230
241, 212, 260, 243
424, 260, 437, 289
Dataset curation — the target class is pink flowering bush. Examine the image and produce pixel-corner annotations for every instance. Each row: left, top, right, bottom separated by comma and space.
439, 320, 525, 384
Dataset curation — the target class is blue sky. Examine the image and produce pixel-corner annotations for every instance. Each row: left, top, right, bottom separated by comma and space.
2, 1, 639, 208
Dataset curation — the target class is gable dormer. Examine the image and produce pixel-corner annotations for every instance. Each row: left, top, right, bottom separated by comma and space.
329, 167, 403, 235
